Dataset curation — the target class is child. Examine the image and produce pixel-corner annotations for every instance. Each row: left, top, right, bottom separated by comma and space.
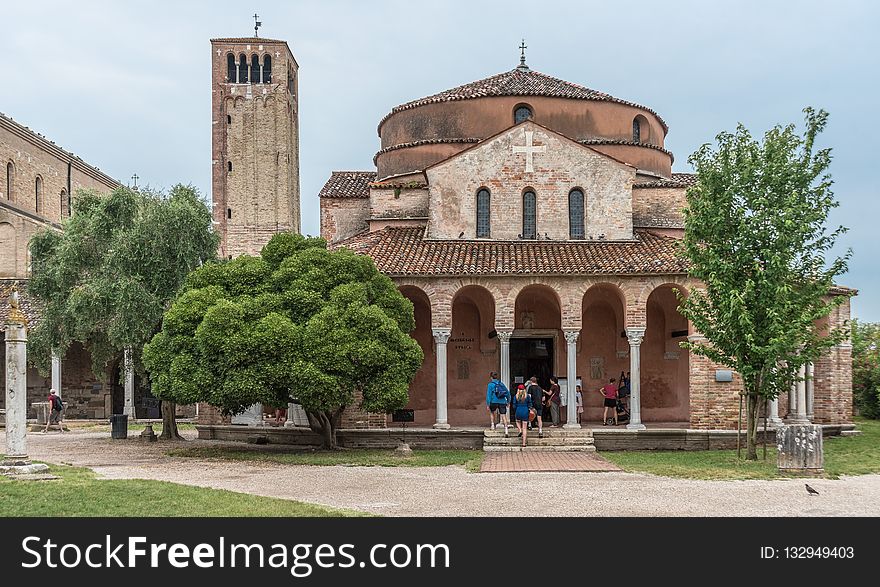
575, 384, 583, 424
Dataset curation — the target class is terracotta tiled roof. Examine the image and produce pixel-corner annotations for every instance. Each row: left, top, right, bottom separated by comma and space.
0, 280, 41, 329
319, 171, 377, 199
580, 138, 674, 158
332, 227, 688, 276
633, 173, 697, 189
380, 68, 668, 132
373, 138, 481, 165
633, 215, 684, 229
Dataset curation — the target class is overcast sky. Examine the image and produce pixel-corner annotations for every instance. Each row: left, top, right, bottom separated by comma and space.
2, 1, 878, 319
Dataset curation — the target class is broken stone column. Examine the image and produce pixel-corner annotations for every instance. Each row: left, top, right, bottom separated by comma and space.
777, 424, 824, 476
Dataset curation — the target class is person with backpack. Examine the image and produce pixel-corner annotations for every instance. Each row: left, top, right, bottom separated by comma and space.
511, 384, 533, 448
486, 371, 510, 436
526, 376, 545, 437
44, 388, 64, 433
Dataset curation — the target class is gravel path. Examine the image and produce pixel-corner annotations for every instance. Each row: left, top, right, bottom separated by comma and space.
6, 430, 880, 517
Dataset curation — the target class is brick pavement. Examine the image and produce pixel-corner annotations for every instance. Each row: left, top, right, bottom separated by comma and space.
480, 451, 622, 473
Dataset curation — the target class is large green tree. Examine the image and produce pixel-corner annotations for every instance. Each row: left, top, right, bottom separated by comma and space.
142, 233, 423, 449
680, 108, 851, 460
852, 319, 880, 419
28, 185, 219, 439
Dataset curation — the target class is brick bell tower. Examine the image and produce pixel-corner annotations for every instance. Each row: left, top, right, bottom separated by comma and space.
211, 33, 300, 258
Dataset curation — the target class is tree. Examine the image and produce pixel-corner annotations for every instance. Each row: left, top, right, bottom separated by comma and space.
142, 233, 423, 449
680, 108, 851, 460
852, 320, 880, 419
28, 185, 219, 439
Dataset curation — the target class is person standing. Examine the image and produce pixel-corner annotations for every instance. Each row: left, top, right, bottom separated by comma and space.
486, 371, 510, 436
511, 384, 533, 448
575, 384, 584, 424
527, 376, 545, 437
547, 376, 561, 426
44, 388, 64, 433
598, 378, 618, 425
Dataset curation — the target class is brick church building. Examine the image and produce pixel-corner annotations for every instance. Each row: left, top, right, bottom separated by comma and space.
319, 54, 855, 430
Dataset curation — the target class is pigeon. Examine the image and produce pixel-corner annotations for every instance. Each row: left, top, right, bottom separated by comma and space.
805, 483, 819, 495
458, 231, 464, 238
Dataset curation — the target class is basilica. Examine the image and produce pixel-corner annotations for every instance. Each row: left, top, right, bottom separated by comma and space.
319, 55, 854, 430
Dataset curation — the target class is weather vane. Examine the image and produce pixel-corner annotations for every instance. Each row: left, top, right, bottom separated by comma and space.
254, 13, 262, 37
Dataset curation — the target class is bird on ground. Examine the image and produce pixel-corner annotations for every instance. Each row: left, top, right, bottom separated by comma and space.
805, 483, 820, 495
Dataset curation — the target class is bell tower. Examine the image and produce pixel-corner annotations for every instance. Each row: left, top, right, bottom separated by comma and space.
210, 34, 300, 258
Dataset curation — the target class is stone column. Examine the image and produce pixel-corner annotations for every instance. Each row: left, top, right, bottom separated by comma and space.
497, 330, 513, 392
123, 347, 136, 419
51, 350, 61, 398
563, 329, 581, 429
3, 320, 29, 464
805, 361, 814, 422
796, 363, 808, 423
626, 327, 647, 430
432, 328, 451, 429
768, 397, 783, 427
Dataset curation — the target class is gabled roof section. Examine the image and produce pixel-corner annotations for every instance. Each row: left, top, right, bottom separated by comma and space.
379, 67, 668, 133
332, 227, 688, 276
318, 171, 376, 199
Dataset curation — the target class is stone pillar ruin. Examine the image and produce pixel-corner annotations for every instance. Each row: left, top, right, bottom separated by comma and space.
563, 329, 581, 429
626, 327, 647, 430
777, 424, 823, 476
123, 346, 136, 419
432, 328, 451, 429
51, 350, 61, 398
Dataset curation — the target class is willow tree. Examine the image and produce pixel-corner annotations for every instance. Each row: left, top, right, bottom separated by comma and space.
28, 185, 218, 439
142, 233, 422, 449
680, 108, 851, 460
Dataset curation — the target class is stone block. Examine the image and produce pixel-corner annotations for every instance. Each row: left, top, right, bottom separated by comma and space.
777, 424, 824, 475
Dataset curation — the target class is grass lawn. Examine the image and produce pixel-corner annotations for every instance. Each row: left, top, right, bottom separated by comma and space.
0, 464, 366, 517
168, 446, 485, 472
601, 419, 880, 480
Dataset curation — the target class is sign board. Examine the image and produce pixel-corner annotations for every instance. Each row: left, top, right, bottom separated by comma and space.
715, 370, 733, 382
391, 409, 415, 423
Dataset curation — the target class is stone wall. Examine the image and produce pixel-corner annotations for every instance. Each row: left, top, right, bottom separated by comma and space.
369, 186, 429, 220
632, 186, 686, 229
320, 197, 369, 244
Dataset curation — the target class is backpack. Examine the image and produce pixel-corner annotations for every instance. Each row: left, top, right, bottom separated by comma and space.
493, 381, 508, 402
51, 395, 62, 411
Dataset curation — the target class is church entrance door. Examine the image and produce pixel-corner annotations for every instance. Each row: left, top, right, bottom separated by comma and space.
509, 337, 554, 392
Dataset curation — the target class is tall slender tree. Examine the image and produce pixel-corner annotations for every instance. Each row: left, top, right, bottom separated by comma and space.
28, 185, 218, 439
680, 108, 851, 459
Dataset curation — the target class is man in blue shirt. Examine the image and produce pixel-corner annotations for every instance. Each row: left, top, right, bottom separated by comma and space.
486, 371, 510, 436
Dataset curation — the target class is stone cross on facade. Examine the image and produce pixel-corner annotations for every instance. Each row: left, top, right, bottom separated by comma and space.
512, 131, 546, 173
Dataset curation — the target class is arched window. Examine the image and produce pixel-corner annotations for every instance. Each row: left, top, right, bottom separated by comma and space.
569, 189, 585, 239
632, 115, 650, 144
227, 161, 233, 172
227, 53, 236, 82
35, 176, 42, 213
6, 161, 14, 201
227, 208, 232, 219
514, 105, 533, 124
251, 54, 260, 83
522, 190, 537, 239
632, 118, 640, 143
226, 114, 231, 124
262, 55, 272, 83
238, 54, 248, 84
60, 189, 69, 218
476, 188, 491, 238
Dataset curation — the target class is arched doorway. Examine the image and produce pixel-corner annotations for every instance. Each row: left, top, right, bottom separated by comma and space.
399, 286, 435, 426
448, 285, 496, 426
642, 284, 690, 422
512, 285, 561, 393
580, 284, 628, 424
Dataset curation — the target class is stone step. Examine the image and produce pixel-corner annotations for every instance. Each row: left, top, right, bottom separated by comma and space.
839, 430, 862, 437
484, 436, 595, 446
484, 428, 593, 438
484, 445, 597, 452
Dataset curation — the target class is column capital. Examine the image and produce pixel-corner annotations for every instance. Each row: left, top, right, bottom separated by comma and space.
563, 329, 580, 344
496, 330, 514, 343
432, 328, 451, 344
626, 327, 646, 347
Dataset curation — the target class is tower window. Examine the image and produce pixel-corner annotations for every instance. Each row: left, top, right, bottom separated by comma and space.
227, 114, 231, 124
569, 189, 585, 239
476, 188, 490, 238
238, 54, 249, 84
5, 161, 13, 201
35, 176, 42, 213
60, 189, 69, 218
263, 55, 272, 83
522, 190, 537, 239
227, 161, 233, 172
227, 208, 232, 219
514, 105, 533, 124
251, 54, 260, 83
227, 53, 236, 82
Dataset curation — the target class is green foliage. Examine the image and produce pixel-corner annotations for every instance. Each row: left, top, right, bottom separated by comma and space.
852, 320, 880, 419
143, 234, 423, 446
680, 108, 851, 459
27, 185, 219, 378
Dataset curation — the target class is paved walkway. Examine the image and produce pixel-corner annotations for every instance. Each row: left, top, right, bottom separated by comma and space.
5, 430, 880, 517
480, 452, 621, 472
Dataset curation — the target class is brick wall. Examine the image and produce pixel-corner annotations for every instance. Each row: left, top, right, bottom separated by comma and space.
369, 186, 429, 219
632, 186, 686, 228
320, 197, 369, 243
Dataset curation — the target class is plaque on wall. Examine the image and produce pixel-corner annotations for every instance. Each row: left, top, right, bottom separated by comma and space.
616, 350, 629, 359
457, 360, 470, 380
590, 357, 604, 380
664, 351, 681, 360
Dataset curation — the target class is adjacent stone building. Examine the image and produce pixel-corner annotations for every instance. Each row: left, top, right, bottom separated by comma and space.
319, 57, 855, 429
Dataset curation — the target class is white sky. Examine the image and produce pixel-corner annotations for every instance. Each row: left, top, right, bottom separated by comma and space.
2, 0, 878, 319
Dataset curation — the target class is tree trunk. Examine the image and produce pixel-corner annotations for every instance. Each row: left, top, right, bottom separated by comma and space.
159, 400, 183, 440
745, 392, 760, 461
306, 409, 339, 450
